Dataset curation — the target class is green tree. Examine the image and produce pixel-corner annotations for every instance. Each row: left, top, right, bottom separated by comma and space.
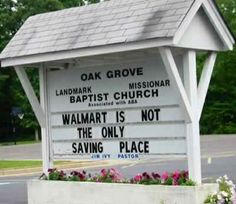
200, 0, 236, 134
0, 0, 65, 141
59, 0, 84, 7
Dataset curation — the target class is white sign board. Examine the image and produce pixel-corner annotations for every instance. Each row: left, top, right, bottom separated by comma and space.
47, 59, 187, 160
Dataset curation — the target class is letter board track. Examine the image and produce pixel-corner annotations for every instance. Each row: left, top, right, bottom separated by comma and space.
47, 58, 187, 160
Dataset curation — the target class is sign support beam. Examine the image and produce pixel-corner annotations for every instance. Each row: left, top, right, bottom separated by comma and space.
159, 47, 193, 123
14, 66, 46, 128
39, 64, 53, 174
183, 50, 202, 184
198, 52, 217, 120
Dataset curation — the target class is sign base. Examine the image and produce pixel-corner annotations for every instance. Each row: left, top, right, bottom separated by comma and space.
28, 180, 218, 204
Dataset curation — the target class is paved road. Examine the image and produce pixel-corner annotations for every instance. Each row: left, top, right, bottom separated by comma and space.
0, 176, 29, 204
0, 143, 41, 160
0, 135, 236, 204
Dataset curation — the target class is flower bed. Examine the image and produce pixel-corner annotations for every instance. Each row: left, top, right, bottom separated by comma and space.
40, 168, 195, 186
27, 168, 220, 204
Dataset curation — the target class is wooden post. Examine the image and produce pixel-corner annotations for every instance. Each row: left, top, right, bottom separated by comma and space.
198, 52, 217, 120
39, 64, 53, 174
14, 66, 46, 128
183, 50, 202, 184
159, 47, 193, 123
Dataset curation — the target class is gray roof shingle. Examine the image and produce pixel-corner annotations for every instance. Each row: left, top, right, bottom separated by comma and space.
0, 0, 195, 59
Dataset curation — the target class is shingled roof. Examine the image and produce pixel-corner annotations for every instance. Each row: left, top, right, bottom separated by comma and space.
0, 0, 195, 60
1, 0, 235, 67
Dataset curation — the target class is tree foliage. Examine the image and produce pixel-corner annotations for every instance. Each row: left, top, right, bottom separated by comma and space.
200, 0, 236, 134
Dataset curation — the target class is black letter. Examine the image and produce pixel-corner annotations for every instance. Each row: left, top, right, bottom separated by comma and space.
81, 74, 87, 81
137, 67, 143, 76
141, 110, 148, 122
62, 114, 70, 125
119, 141, 125, 153
144, 141, 149, 153
70, 96, 75, 103
72, 143, 77, 153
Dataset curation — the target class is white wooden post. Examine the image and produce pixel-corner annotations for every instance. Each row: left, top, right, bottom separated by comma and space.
198, 52, 217, 120
39, 64, 53, 174
14, 66, 46, 128
159, 47, 193, 123
183, 50, 202, 184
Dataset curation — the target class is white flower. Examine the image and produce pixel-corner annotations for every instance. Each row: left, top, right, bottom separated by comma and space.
221, 191, 228, 197
230, 188, 235, 195
212, 191, 218, 196
217, 194, 223, 200
216, 177, 223, 183
225, 180, 235, 187
209, 176, 236, 204
223, 175, 229, 180
227, 180, 233, 185
216, 178, 221, 183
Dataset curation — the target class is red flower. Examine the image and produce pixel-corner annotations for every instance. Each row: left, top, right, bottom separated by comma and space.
70, 171, 79, 176
161, 171, 169, 180
101, 169, 107, 177
110, 168, 122, 181
78, 172, 86, 181
142, 172, 151, 180
152, 172, 161, 180
172, 170, 180, 181
182, 170, 189, 179
134, 174, 142, 182
48, 168, 57, 173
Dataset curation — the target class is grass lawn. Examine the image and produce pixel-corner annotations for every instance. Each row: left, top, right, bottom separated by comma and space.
0, 160, 69, 170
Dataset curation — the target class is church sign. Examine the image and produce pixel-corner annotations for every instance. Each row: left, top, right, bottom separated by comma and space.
1, 0, 234, 183
48, 59, 186, 160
